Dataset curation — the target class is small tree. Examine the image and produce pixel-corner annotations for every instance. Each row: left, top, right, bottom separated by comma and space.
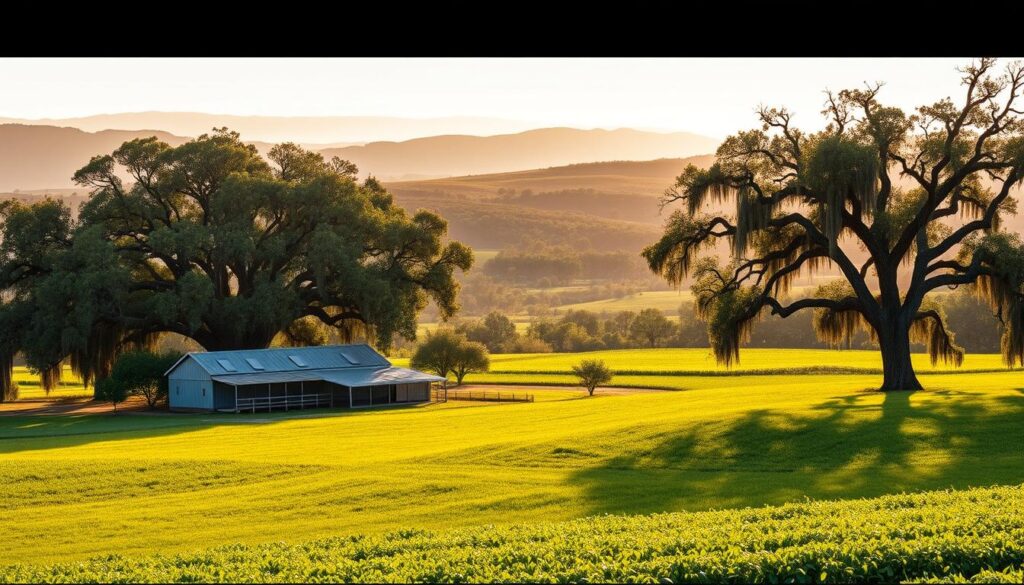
410, 328, 465, 380
99, 351, 182, 409
451, 341, 490, 385
95, 377, 128, 413
572, 359, 613, 396
630, 308, 675, 348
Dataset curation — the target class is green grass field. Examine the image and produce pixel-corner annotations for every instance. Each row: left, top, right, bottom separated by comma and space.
6, 483, 1023, 583
416, 318, 532, 337
394, 348, 1020, 383
9, 366, 89, 400
554, 290, 693, 313
2, 348, 1023, 569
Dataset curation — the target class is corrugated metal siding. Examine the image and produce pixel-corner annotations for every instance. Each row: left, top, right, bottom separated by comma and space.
169, 379, 213, 410
168, 356, 214, 411
168, 356, 212, 382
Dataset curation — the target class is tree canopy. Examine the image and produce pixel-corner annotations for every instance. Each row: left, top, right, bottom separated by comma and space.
410, 328, 489, 383
0, 129, 473, 398
95, 350, 182, 408
644, 59, 1024, 390
572, 359, 613, 396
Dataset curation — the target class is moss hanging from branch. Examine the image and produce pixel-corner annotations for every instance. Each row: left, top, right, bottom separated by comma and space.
802, 136, 879, 249
810, 281, 872, 349
690, 259, 763, 367
642, 212, 722, 286
911, 303, 965, 367
668, 164, 738, 216
67, 323, 159, 390
973, 274, 1024, 367
733, 188, 774, 257
961, 233, 1024, 367
38, 361, 62, 394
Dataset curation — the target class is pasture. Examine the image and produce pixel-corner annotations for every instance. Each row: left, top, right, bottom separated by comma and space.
7, 366, 89, 400
2, 348, 1023, 569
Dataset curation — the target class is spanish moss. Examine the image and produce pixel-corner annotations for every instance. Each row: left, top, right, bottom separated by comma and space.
38, 361, 62, 394
911, 311, 965, 367
802, 136, 879, 250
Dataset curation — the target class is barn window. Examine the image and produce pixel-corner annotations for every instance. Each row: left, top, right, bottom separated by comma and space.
202, 388, 206, 397
288, 355, 308, 367
216, 359, 237, 372
245, 358, 265, 370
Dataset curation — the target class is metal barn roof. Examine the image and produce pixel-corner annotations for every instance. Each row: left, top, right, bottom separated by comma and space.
165, 344, 390, 377
210, 366, 446, 387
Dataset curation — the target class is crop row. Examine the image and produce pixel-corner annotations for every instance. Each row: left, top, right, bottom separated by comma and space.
3, 484, 1022, 583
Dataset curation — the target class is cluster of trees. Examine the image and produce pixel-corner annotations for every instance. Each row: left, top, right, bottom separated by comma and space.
435, 287, 1007, 357
529, 309, 679, 352
0, 129, 472, 400
409, 329, 490, 384
483, 244, 650, 286
448, 273, 652, 321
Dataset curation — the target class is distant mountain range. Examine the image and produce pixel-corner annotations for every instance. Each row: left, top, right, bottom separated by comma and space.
0, 124, 719, 191
0, 113, 539, 144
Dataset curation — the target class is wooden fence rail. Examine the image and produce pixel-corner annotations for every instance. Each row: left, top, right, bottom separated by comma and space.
445, 390, 534, 403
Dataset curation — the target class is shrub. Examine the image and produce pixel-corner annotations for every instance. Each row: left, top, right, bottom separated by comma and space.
572, 359, 614, 396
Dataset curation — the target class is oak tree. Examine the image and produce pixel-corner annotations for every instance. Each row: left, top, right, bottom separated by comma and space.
644, 59, 1024, 390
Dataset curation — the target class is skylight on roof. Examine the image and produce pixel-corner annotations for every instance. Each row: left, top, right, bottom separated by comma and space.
340, 350, 361, 365
288, 355, 308, 367
245, 358, 265, 370
216, 359, 238, 372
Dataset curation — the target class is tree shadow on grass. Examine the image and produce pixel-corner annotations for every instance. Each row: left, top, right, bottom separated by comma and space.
0, 402, 430, 455
570, 387, 1024, 514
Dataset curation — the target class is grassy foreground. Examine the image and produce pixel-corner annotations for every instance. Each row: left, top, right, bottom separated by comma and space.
1, 352, 1023, 566
3, 484, 1022, 583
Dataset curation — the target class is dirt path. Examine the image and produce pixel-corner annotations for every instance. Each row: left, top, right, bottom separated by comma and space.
0, 396, 166, 416
450, 384, 665, 396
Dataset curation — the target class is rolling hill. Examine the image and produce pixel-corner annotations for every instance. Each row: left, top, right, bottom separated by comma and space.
0, 125, 195, 191
322, 129, 718, 180
388, 155, 716, 226
0, 124, 716, 191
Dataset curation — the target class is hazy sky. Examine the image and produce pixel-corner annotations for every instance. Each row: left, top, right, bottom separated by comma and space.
0, 58, 1013, 137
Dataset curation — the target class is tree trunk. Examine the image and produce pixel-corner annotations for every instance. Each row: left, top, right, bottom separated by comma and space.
878, 319, 922, 391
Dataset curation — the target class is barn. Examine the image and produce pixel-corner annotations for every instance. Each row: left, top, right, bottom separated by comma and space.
164, 344, 447, 412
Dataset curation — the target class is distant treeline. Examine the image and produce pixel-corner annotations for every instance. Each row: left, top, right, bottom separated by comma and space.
482, 244, 651, 285
420, 273, 656, 323
425, 289, 1003, 355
